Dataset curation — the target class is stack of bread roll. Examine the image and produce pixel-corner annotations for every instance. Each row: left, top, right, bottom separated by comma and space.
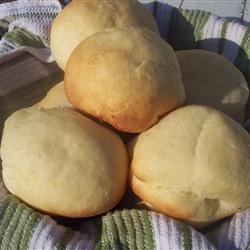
1, 0, 250, 228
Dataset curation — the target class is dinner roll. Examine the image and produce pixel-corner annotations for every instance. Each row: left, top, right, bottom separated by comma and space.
65, 27, 185, 133
51, 0, 159, 70
1, 108, 128, 217
129, 105, 250, 227
35, 81, 71, 109
176, 50, 249, 123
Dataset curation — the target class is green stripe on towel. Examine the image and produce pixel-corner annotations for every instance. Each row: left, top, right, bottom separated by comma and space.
0, 197, 42, 250
180, 223, 192, 250
3, 28, 44, 48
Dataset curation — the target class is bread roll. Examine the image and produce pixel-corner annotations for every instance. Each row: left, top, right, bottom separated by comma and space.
1, 108, 128, 217
129, 105, 250, 227
35, 82, 71, 109
176, 50, 249, 123
65, 27, 185, 133
51, 0, 159, 70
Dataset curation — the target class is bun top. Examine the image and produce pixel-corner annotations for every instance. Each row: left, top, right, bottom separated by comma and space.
65, 27, 185, 133
50, 0, 159, 70
176, 49, 249, 123
1, 107, 128, 217
129, 105, 250, 227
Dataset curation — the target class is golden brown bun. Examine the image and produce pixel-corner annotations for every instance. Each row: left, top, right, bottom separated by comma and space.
50, 0, 159, 70
1, 108, 128, 217
65, 27, 185, 133
34, 82, 71, 109
129, 105, 250, 227
176, 50, 249, 123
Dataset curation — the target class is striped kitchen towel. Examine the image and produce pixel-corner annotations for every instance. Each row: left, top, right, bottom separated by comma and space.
168, 7, 250, 91
0, 0, 62, 56
0, 195, 216, 250
0, 0, 250, 249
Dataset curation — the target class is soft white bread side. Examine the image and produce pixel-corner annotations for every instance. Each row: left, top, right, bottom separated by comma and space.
129, 105, 250, 227
1, 108, 128, 217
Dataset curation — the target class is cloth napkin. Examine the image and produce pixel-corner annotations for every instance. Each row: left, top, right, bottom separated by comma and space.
0, 0, 62, 60
0, 1, 249, 249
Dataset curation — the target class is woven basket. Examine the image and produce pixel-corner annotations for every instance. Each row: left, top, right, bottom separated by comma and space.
0, 1, 249, 249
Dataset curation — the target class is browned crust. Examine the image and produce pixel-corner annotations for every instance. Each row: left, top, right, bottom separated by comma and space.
63, 27, 185, 133
65, 82, 159, 133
